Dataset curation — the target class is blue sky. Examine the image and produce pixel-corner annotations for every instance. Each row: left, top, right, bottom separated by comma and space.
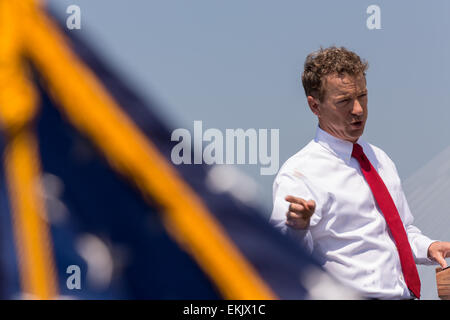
48, 0, 450, 211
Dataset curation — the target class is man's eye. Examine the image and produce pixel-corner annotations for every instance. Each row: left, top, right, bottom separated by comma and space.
358, 94, 367, 98
338, 99, 350, 104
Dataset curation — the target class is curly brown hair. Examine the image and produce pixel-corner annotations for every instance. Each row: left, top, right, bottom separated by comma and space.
301, 46, 368, 101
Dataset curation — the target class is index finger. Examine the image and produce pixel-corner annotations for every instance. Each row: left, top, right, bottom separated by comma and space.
285, 195, 311, 210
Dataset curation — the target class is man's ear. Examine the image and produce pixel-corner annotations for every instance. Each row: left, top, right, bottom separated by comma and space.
307, 95, 320, 116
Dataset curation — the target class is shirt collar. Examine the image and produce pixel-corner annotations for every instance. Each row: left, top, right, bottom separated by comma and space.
314, 126, 360, 164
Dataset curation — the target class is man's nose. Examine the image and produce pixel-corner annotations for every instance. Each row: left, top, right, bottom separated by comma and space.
351, 99, 364, 116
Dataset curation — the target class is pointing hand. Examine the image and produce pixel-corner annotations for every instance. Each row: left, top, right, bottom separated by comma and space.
285, 195, 316, 230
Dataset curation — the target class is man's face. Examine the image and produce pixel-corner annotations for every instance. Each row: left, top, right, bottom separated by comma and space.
308, 73, 368, 143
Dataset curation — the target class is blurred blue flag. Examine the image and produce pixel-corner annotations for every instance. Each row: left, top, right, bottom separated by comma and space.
0, 0, 329, 300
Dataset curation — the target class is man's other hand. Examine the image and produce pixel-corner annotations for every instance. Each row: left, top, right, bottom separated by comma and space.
428, 241, 450, 268
285, 195, 316, 230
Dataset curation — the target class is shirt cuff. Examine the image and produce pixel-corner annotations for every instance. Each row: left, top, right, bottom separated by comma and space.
286, 227, 313, 254
415, 238, 440, 265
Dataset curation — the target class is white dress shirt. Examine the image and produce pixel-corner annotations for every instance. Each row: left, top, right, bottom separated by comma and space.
270, 126, 437, 299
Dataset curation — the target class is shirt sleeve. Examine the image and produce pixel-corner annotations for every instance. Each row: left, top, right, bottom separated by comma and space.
399, 189, 438, 265
387, 156, 438, 265
270, 170, 324, 254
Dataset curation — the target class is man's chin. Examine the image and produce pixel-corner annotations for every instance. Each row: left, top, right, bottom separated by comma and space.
346, 127, 365, 142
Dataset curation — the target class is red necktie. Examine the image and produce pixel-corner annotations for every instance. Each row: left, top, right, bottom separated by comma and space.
351, 143, 421, 299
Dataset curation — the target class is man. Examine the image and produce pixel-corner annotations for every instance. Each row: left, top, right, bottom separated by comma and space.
270, 46, 450, 299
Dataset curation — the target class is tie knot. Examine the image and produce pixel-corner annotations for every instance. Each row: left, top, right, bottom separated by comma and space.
352, 143, 364, 160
